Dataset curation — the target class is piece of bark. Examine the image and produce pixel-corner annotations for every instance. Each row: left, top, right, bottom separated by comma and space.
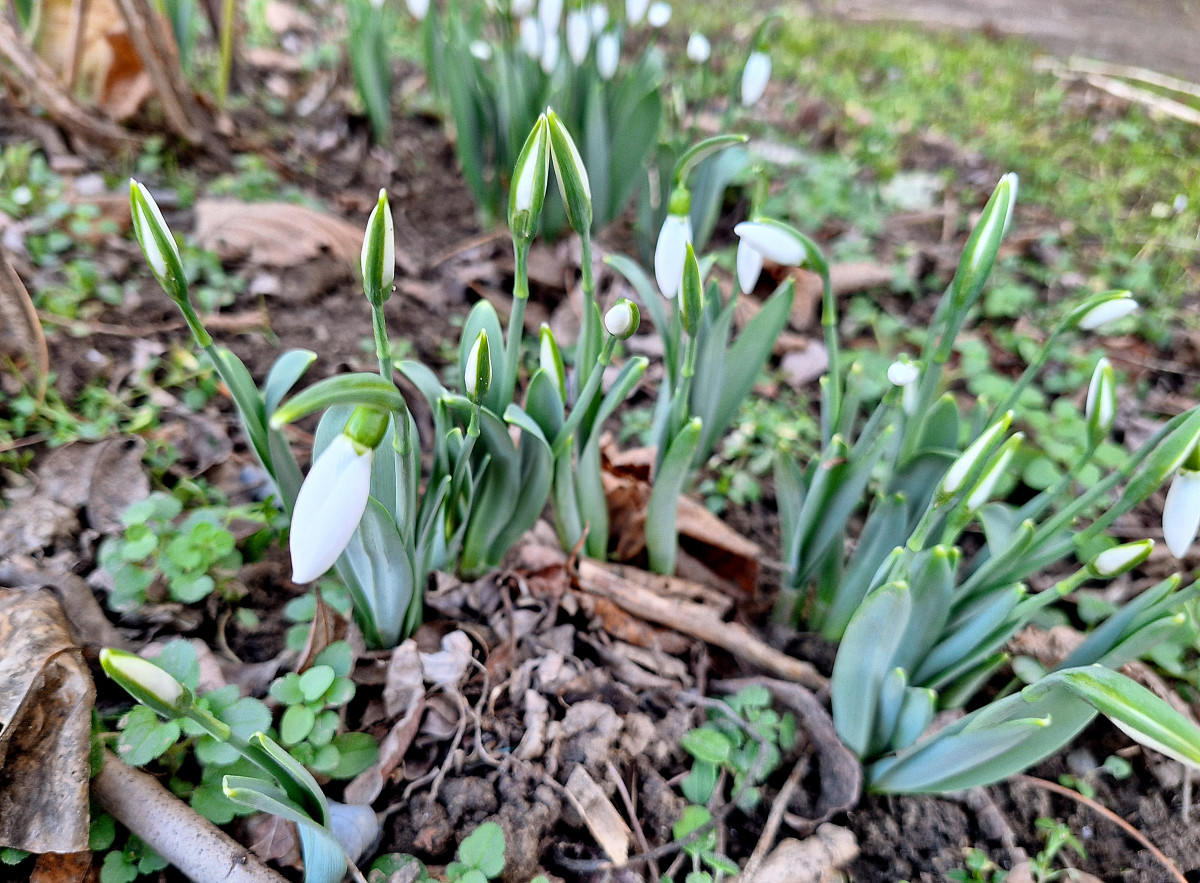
0, 562, 130, 650
575, 560, 826, 689
738, 825, 858, 883
564, 764, 632, 865
0, 589, 95, 853
92, 751, 289, 883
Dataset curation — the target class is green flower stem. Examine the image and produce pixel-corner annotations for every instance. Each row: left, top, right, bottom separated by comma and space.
578, 231, 599, 382
370, 303, 393, 382
216, 0, 236, 109
989, 318, 1071, 421
813, 258, 839, 448
553, 335, 617, 456
504, 242, 531, 405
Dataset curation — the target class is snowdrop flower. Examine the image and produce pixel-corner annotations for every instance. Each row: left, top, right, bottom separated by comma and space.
519, 16, 542, 57
964, 433, 1021, 513
733, 219, 806, 293
588, 2, 608, 32
1163, 467, 1200, 558
538, 0, 562, 34
646, 0, 670, 27
1090, 539, 1154, 578
686, 32, 711, 63
540, 31, 561, 73
654, 189, 692, 298
1077, 292, 1138, 331
509, 114, 550, 244
469, 40, 493, 61
1085, 357, 1116, 444
595, 31, 619, 79
604, 299, 640, 338
740, 50, 771, 106
887, 358, 920, 415
129, 179, 186, 305
290, 432, 376, 584
566, 10, 591, 65
510, 0, 535, 14
625, 0, 648, 24
405, 0, 429, 19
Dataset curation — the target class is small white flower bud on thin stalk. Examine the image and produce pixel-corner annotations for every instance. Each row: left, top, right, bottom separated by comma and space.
964, 433, 1022, 513
360, 189, 395, 304
588, 3, 607, 31
129, 179, 187, 305
519, 16, 542, 57
625, 0, 648, 24
887, 358, 920, 416
538, 0, 562, 33
405, 0, 429, 19
466, 330, 492, 402
740, 50, 771, 107
540, 31, 561, 73
1075, 292, 1138, 331
686, 32, 711, 63
604, 299, 640, 338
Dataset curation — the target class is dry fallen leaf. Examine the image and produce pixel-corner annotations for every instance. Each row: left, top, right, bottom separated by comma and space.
0, 589, 95, 853
193, 200, 367, 268
30, 850, 96, 883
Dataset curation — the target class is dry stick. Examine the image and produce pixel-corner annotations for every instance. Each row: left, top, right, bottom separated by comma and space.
65, 0, 92, 88
575, 560, 827, 690
1015, 775, 1187, 883
92, 751, 289, 883
0, 19, 138, 149
740, 757, 808, 881
109, 0, 207, 144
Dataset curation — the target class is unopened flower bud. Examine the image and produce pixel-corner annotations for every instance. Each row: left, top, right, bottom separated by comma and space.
539, 324, 566, 399
680, 242, 703, 335
604, 299, 640, 339
646, 0, 670, 27
129, 179, 187, 305
964, 432, 1022, 512
101, 647, 189, 717
566, 10, 590, 64
361, 189, 395, 306
1075, 291, 1138, 331
509, 115, 550, 246
1085, 357, 1117, 445
466, 330, 491, 403
941, 411, 1013, 498
950, 173, 1017, 313
1090, 539, 1154, 578
654, 187, 692, 299
546, 109, 593, 234
887, 358, 920, 415
1164, 467, 1200, 558
625, 0, 648, 24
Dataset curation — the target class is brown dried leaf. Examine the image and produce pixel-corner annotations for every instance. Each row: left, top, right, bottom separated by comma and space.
0, 589, 95, 853
296, 590, 347, 673
30, 851, 96, 883
35, 437, 150, 534
193, 200, 366, 268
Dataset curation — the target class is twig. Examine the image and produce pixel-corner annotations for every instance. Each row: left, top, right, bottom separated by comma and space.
605, 761, 659, 881
1015, 775, 1187, 883
575, 559, 827, 689
0, 18, 139, 149
740, 757, 807, 880
92, 751, 289, 883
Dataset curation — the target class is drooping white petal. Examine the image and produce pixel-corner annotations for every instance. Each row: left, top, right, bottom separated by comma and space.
538, 0, 563, 33
519, 16, 542, 58
595, 31, 619, 79
686, 32, 711, 63
625, 0, 649, 24
469, 40, 493, 60
734, 220, 804, 265
290, 435, 374, 584
887, 360, 920, 387
646, 1, 671, 26
740, 50, 771, 106
566, 10, 590, 64
1092, 540, 1153, 577
1078, 296, 1138, 330
588, 3, 608, 32
654, 213, 692, 299
540, 31, 561, 73
1163, 468, 1200, 558
736, 238, 764, 294
405, 0, 429, 18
